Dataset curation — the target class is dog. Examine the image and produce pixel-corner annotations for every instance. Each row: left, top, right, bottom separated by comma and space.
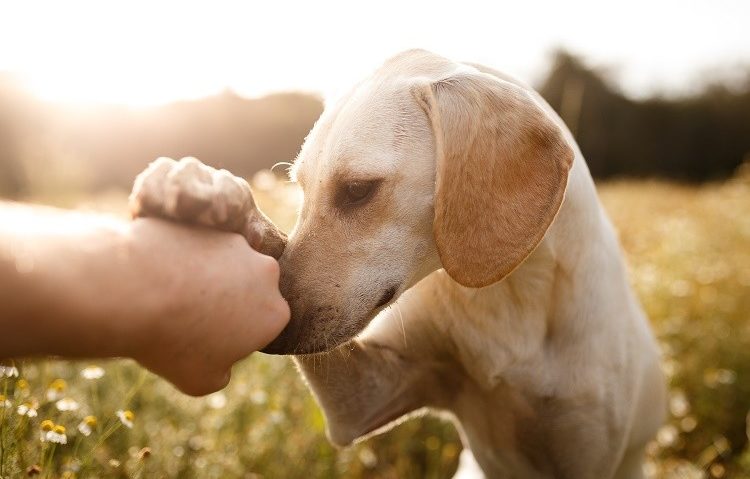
130, 49, 666, 478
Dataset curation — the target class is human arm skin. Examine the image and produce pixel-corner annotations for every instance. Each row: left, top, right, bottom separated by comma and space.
0, 202, 289, 395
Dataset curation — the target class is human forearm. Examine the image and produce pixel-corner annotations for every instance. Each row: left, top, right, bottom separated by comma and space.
0, 202, 289, 395
0, 202, 147, 359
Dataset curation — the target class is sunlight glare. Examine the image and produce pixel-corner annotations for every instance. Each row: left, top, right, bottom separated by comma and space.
1, 0, 748, 106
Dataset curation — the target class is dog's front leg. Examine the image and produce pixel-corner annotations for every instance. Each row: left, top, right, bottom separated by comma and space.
294, 340, 425, 446
295, 306, 446, 446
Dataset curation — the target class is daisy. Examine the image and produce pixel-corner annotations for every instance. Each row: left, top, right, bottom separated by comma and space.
39, 419, 55, 442
47, 425, 68, 444
1, 365, 19, 377
46, 379, 67, 402
80, 366, 104, 380
17, 401, 38, 418
0, 394, 11, 408
56, 397, 80, 412
250, 390, 267, 405
116, 409, 134, 429
207, 392, 227, 409
77, 416, 97, 436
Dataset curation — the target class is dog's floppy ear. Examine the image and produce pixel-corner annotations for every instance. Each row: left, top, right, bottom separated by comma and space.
413, 71, 574, 288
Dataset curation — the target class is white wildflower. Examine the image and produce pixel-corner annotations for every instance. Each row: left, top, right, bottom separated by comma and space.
207, 392, 227, 409
77, 416, 97, 436
46, 379, 67, 402
80, 366, 105, 380
17, 402, 38, 418
40, 420, 67, 444
46, 425, 68, 444
0, 365, 19, 377
250, 390, 267, 405
56, 397, 80, 412
116, 409, 134, 429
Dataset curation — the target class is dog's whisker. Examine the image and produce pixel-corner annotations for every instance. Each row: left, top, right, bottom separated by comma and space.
393, 303, 408, 349
323, 336, 331, 383
271, 161, 293, 174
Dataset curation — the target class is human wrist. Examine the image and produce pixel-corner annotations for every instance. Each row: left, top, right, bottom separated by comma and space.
106, 220, 177, 362
40, 220, 143, 359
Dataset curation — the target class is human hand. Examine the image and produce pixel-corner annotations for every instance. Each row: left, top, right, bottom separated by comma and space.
124, 218, 290, 396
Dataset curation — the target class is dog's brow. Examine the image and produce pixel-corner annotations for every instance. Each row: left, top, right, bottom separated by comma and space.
332, 164, 388, 184
333, 150, 399, 179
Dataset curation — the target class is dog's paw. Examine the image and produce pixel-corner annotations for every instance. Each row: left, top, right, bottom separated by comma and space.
129, 157, 287, 258
129, 156, 254, 233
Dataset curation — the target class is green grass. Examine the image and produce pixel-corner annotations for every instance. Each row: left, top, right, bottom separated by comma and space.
1, 170, 749, 478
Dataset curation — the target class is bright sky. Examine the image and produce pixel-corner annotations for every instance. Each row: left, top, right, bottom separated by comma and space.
1, 0, 748, 106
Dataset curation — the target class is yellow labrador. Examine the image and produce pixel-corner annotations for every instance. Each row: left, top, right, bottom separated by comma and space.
131, 50, 665, 479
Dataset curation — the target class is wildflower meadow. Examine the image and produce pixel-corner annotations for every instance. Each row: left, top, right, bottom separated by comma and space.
1, 167, 749, 478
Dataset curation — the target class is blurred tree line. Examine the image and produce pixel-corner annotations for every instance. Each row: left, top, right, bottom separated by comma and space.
1, 50, 749, 198
0, 77, 322, 198
540, 51, 750, 180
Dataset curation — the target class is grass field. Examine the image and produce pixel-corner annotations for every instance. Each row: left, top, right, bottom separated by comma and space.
1, 169, 749, 479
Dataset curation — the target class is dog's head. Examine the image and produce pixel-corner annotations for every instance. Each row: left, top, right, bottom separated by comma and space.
263, 50, 573, 354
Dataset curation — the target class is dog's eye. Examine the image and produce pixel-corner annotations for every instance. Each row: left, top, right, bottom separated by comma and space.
337, 180, 378, 208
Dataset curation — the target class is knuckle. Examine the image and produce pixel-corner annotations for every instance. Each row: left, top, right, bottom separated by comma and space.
173, 189, 211, 220
273, 296, 291, 323
259, 254, 281, 280
153, 156, 177, 167
130, 157, 176, 218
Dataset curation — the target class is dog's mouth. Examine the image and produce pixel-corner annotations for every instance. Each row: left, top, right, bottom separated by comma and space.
261, 325, 358, 356
261, 284, 402, 356
260, 314, 305, 355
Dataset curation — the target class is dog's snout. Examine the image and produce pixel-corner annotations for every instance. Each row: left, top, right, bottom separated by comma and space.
272, 237, 401, 355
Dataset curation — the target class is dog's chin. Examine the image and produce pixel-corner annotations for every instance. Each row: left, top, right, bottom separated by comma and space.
260, 337, 334, 356
260, 312, 381, 356
259, 319, 303, 355
259, 319, 353, 356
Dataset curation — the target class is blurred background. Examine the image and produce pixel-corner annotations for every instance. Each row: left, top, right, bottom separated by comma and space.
0, 1, 749, 478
